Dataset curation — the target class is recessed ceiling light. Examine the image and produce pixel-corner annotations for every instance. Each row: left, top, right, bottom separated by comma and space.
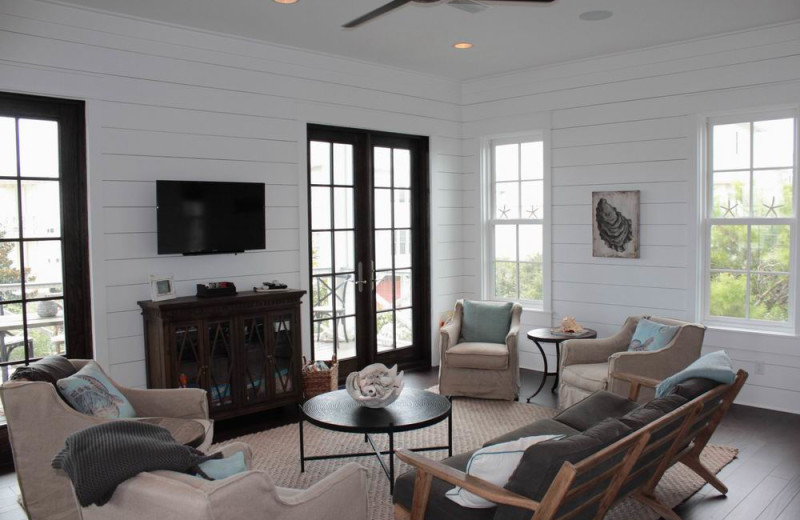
453, 42, 473, 49
579, 10, 613, 21
273, 0, 298, 4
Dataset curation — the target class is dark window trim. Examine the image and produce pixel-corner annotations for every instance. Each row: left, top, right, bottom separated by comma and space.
0, 92, 92, 362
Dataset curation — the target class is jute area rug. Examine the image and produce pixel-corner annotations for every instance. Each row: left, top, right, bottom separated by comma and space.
214, 395, 736, 520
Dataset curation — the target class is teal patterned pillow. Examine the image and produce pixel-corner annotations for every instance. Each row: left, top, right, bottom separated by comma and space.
57, 362, 137, 418
628, 318, 679, 352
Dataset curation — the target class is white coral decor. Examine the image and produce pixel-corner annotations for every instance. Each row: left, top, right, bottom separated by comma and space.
345, 363, 404, 408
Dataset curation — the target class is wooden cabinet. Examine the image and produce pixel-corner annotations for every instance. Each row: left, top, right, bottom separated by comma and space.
139, 290, 305, 420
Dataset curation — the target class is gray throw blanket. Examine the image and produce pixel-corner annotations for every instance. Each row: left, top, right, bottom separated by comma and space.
52, 421, 221, 507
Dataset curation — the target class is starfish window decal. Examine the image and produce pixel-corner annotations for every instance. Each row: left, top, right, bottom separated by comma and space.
498, 205, 511, 219
526, 205, 539, 219
720, 199, 739, 218
762, 196, 783, 217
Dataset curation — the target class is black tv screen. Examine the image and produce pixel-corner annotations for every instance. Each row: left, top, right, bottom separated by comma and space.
156, 180, 266, 255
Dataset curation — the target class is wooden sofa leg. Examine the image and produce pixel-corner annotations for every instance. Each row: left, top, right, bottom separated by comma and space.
680, 454, 729, 495
633, 491, 683, 520
394, 504, 411, 520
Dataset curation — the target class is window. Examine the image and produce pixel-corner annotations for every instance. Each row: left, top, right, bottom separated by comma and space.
0, 92, 92, 396
703, 112, 797, 330
486, 137, 546, 305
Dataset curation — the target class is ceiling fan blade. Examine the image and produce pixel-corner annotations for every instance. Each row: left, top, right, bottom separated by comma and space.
342, 0, 414, 28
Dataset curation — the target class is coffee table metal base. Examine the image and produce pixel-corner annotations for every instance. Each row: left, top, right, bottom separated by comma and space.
298, 405, 452, 493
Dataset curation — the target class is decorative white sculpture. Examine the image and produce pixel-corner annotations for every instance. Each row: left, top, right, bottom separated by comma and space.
345, 363, 404, 408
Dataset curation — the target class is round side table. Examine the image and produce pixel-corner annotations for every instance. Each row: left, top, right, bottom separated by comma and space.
525, 327, 597, 403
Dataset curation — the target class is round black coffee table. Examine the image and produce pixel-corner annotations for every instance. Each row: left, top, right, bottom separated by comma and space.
525, 327, 597, 402
299, 388, 452, 492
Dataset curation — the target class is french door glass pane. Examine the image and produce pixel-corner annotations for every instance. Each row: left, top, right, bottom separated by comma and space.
24, 241, 63, 299
25, 299, 65, 358
18, 119, 59, 178
0, 179, 19, 238
394, 270, 412, 308
333, 143, 354, 185
394, 149, 411, 188
374, 189, 392, 229
333, 188, 354, 228
310, 187, 331, 230
375, 230, 392, 269
394, 190, 411, 228
0, 117, 16, 176
394, 230, 411, 268
376, 311, 394, 352
21, 180, 61, 238
309, 141, 331, 184
753, 119, 794, 169
374, 147, 391, 187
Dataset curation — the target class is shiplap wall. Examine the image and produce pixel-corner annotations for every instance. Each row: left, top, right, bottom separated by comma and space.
0, 0, 467, 387
461, 21, 800, 413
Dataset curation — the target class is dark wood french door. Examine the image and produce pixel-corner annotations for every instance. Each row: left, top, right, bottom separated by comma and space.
307, 125, 430, 377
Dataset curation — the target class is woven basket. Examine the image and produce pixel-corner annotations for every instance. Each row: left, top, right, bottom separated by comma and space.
302, 355, 338, 399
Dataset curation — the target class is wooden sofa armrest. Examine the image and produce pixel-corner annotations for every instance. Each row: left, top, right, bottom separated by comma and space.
609, 372, 661, 401
395, 449, 540, 517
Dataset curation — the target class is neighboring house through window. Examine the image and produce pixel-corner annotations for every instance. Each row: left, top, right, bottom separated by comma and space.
702, 112, 797, 332
485, 136, 548, 308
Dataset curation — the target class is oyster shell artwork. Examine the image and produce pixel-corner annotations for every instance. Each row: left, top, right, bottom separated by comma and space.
595, 198, 633, 252
345, 363, 404, 408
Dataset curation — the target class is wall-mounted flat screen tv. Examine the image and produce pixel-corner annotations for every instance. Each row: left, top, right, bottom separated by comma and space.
156, 180, 266, 255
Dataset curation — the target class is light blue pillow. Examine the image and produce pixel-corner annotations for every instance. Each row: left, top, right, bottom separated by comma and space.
198, 451, 247, 480
56, 361, 137, 419
655, 350, 736, 398
628, 318, 679, 352
460, 301, 513, 344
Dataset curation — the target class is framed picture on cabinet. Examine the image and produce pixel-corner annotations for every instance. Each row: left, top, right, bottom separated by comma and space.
149, 274, 177, 301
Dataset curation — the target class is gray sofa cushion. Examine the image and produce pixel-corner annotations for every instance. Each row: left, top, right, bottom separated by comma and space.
554, 391, 640, 431
496, 418, 632, 520
483, 418, 579, 447
672, 378, 721, 401
393, 451, 495, 520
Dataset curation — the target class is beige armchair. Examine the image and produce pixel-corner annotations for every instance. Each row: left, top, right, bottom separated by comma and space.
0, 359, 213, 520
75, 443, 369, 520
558, 316, 706, 409
438, 300, 523, 400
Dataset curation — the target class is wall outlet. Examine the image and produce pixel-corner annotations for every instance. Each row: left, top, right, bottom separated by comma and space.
754, 361, 766, 375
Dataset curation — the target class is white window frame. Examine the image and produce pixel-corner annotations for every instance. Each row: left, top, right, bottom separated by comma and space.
482, 133, 551, 311
700, 109, 799, 334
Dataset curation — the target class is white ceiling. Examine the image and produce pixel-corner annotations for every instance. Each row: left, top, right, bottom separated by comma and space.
53, 0, 800, 80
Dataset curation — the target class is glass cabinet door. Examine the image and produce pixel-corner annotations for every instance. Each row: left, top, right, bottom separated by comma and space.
172, 323, 203, 390
271, 312, 297, 396
242, 316, 270, 404
206, 320, 235, 410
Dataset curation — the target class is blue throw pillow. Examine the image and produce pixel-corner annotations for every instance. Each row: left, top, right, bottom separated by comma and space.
628, 318, 679, 352
460, 301, 514, 344
57, 361, 137, 419
656, 350, 736, 398
198, 451, 247, 480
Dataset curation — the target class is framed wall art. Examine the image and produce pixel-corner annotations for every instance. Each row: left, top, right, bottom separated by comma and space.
592, 190, 640, 259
